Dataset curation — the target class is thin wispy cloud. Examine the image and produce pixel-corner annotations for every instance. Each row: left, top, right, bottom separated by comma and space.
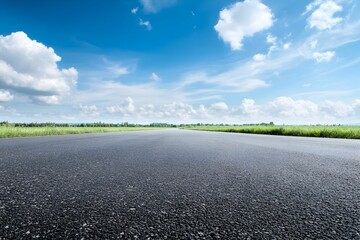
139, 0, 177, 13
131, 7, 139, 14
107, 66, 130, 77
150, 72, 161, 81
139, 18, 152, 30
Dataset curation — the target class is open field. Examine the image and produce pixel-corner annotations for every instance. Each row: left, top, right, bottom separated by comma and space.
182, 125, 360, 139
0, 126, 159, 138
2, 124, 360, 139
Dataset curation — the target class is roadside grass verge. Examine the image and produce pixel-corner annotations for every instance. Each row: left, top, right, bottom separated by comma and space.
0, 126, 160, 138
182, 125, 360, 139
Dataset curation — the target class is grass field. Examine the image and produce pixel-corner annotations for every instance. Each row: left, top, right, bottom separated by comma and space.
0, 126, 159, 138
183, 125, 360, 139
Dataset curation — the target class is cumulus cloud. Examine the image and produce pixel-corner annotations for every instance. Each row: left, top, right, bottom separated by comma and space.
269, 96, 320, 118
143, 102, 212, 120
100, 96, 360, 124
161, 102, 197, 119
214, 0, 274, 50
0, 31, 77, 104
240, 98, 260, 115
137, 104, 159, 118
139, 19, 152, 30
265, 34, 279, 54
304, 0, 323, 13
80, 104, 99, 116
106, 97, 136, 115
105, 98, 211, 121
32, 95, 60, 105
353, 99, 360, 109
0, 89, 13, 102
151, 72, 161, 81
266, 34, 277, 45
306, 0, 343, 30
265, 97, 357, 121
312, 51, 335, 62
322, 100, 354, 117
210, 102, 229, 111
197, 104, 211, 118
140, 0, 177, 13
139, 102, 205, 120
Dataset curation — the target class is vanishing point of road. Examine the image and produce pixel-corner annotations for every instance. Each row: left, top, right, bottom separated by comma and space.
0, 129, 359, 239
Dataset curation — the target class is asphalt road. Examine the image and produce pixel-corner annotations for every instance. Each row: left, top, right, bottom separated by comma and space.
0, 129, 359, 239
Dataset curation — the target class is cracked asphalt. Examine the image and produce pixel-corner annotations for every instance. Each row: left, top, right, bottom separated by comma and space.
0, 129, 359, 239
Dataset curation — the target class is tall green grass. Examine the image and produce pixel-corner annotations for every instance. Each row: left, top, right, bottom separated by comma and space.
0, 126, 158, 138
183, 125, 360, 139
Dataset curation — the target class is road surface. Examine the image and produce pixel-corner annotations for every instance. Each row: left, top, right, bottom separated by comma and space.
0, 129, 359, 239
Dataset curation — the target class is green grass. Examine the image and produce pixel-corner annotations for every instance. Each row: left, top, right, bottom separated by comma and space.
0, 126, 160, 138
182, 125, 360, 139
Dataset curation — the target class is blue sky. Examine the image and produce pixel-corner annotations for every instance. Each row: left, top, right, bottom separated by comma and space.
0, 0, 360, 124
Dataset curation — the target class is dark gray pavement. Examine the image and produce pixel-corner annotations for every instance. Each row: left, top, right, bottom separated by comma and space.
0, 129, 359, 239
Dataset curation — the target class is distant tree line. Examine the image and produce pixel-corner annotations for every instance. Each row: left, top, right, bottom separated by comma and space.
0, 121, 346, 128
0, 121, 176, 128
0, 121, 281, 128
178, 122, 275, 127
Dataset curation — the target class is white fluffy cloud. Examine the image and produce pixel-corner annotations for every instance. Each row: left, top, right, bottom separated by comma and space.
322, 100, 354, 117
214, 0, 274, 50
149, 102, 211, 120
140, 0, 177, 13
105, 98, 210, 121
101, 96, 359, 124
80, 104, 99, 116
353, 100, 360, 109
240, 98, 260, 115
266, 97, 359, 121
0, 32, 77, 104
266, 34, 277, 45
312, 51, 335, 62
106, 97, 136, 115
269, 96, 320, 118
0, 89, 13, 102
161, 102, 197, 119
32, 95, 60, 105
210, 102, 229, 111
306, 0, 343, 30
